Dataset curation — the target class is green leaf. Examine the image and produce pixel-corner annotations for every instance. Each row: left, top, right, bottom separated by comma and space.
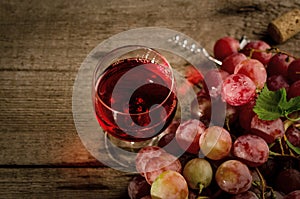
254, 85, 300, 121
286, 139, 300, 155
253, 86, 284, 120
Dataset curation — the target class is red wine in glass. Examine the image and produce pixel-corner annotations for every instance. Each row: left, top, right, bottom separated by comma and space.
94, 57, 178, 142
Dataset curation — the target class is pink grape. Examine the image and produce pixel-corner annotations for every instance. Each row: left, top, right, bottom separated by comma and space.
213, 36, 240, 61
215, 160, 252, 194
204, 68, 229, 98
242, 40, 273, 65
233, 134, 269, 167
267, 53, 295, 78
283, 190, 300, 199
234, 58, 267, 89
144, 152, 182, 185
150, 170, 189, 199
183, 158, 213, 190
175, 119, 206, 154
199, 126, 232, 160
250, 115, 285, 144
221, 73, 256, 106
128, 175, 151, 199
221, 52, 248, 74
286, 124, 300, 147
287, 59, 300, 83
135, 146, 166, 176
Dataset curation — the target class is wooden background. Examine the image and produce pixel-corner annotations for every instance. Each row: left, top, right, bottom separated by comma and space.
0, 0, 299, 198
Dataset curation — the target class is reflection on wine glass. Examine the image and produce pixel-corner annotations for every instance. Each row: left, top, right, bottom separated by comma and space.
92, 45, 178, 153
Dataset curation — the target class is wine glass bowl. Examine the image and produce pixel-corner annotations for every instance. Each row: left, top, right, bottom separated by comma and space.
92, 45, 178, 150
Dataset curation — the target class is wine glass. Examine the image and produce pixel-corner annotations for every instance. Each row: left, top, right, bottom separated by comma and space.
92, 45, 178, 153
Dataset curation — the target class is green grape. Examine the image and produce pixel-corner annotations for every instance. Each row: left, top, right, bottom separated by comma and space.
151, 170, 189, 199
183, 158, 213, 193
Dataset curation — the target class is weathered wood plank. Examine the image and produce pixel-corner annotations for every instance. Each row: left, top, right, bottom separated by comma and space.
0, 167, 133, 199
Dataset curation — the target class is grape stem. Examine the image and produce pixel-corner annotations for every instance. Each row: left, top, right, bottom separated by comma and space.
198, 183, 204, 195
255, 167, 266, 199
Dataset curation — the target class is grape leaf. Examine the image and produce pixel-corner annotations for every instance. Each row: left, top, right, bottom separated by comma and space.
253, 85, 300, 120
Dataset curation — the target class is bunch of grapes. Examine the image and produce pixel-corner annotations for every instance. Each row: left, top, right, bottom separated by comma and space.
128, 36, 300, 199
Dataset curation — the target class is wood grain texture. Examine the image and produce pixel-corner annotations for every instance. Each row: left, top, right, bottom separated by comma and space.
0, 0, 300, 198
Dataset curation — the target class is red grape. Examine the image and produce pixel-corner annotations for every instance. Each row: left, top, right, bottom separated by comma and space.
250, 115, 285, 144
199, 126, 232, 160
150, 170, 189, 199
267, 75, 289, 91
234, 58, 267, 89
213, 36, 240, 61
222, 52, 248, 74
287, 59, 300, 83
238, 98, 256, 131
286, 124, 300, 147
215, 160, 252, 194
182, 158, 213, 190
175, 119, 206, 154
135, 146, 166, 176
191, 94, 211, 125
283, 190, 300, 199
157, 131, 183, 155
144, 152, 182, 184
233, 134, 269, 167
204, 68, 229, 98
230, 191, 259, 199
221, 73, 256, 106
242, 40, 273, 65
185, 65, 204, 85
267, 53, 295, 78
287, 80, 300, 99
128, 175, 151, 199
275, 169, 300, 194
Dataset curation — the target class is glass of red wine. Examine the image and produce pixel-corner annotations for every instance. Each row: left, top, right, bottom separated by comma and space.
92, 45, 178, 153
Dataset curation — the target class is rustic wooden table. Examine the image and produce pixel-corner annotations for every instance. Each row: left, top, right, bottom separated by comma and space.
0, 0, 299, 198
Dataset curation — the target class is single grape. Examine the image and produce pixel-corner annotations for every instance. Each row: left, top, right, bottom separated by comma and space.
221, 52, 248, 74
283, 190, 300, 199
185, 65, 204, 85
215, 160, 252, 195
183, 158, 213, 191
191, 94, 211, 125
199, 126, 232, 160
150, 170, 189, 199
287, 80, 300, 99
230, 191, 259, 199
267, 75, 289, 91
286, 124, 300, 147
275, 169, 300, 194
213, 36, 240, 61
238, 98, 256, 131
287, 59, 300, 83
267, 53, 295, 78
250, 115, 285, 144
144, 152, 182, 185
242, 40, 273, 65
128, 175, 151, 199
157, 131, 183, 155
233, 134, 269, 167
221, 73, 256, 106
234, 58, 267, 89
175, 119, 206, 154
135, 146, 166, 176
204, 68, 229, 98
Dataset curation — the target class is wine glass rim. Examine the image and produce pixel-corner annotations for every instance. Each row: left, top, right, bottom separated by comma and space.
93, 45, 176, 116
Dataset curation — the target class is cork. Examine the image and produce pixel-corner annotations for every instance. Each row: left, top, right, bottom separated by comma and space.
268, 9, 300, 43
